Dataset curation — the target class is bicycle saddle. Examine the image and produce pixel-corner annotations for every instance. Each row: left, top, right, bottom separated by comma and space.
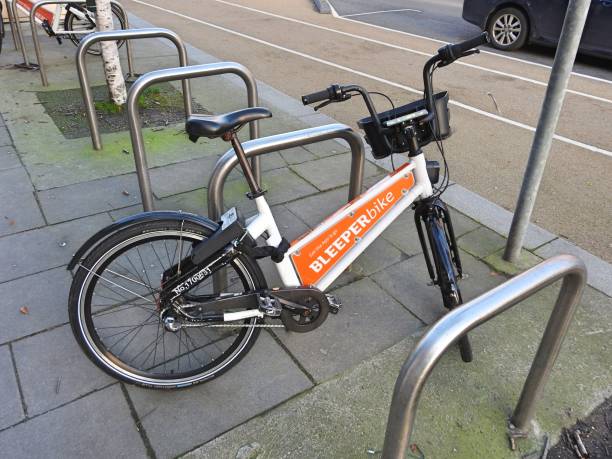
186, 107, 272, 141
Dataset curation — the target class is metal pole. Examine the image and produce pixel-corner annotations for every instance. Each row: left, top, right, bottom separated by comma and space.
5, 0, 19, 50
29, 1, 48, 85
30, 0, 132, 87
77, 28, 191, 150
381, 255, 586, 459
8, 0, 30, 66
119, 5, 135, 78
207, 123, 365, 220
126, 62, 261, 211
503, 0, 591, 262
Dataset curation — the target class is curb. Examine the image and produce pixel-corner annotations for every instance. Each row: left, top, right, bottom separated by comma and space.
128, 13, 612, 298
312, 0, 331, 14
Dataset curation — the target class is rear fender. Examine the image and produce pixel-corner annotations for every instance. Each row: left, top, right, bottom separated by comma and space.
67, 211, 219, 271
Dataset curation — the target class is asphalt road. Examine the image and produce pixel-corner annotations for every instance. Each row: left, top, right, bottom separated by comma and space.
328, 0, 612, 81
122, 0, 612, 262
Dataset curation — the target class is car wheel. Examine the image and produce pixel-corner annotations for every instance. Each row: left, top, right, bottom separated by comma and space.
487, 7, 529, 51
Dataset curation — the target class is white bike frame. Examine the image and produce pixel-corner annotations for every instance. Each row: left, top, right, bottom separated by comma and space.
242, 154, 433, 291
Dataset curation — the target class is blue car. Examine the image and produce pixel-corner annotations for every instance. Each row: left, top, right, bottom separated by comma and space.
462, 0, 612, 59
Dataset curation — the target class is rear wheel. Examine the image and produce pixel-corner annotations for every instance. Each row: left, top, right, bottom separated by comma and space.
487, 7, 529, 51
68, 219, 267, 389
64, 4, 126, 55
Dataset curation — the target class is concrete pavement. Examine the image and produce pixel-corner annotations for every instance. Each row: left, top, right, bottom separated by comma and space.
0, 4, 610, 458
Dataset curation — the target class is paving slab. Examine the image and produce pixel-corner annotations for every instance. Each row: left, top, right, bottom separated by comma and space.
0, 213, 113, 283
149, 156, 220, 198
0, 126, 11, 147
484, 248, 543, 276
0, 267, 71, 345
37, 173, 142, 224
286, 186, 351, 228
274, 278, 422, 383
0, 145, 21, 171
12, 324, 116, 416
126, 332, 312, 458
0, 385, 146, 458
0, 166, 45, 236
372, 250, 505, 324
536, 238, 612, 297
349, 237, 406, 277
0, 345, 24, 430
458, 226, 507, 259
278, 146, 317, 165
301, 139, 349, 158
289, 152, 381, 191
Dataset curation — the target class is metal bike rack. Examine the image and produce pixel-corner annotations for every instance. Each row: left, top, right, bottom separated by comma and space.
207, 123, 366, 220
30, 0, 133, 86
6, 0, 30, 65
381, 254, 587, 459
77, 28, 190, 150
126, 62, 261, 211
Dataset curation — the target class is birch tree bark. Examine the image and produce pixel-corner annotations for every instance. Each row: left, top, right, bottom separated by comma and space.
95, 0, 126, 105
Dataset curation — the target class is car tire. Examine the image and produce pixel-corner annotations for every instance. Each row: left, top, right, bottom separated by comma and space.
487, 7, 529, 51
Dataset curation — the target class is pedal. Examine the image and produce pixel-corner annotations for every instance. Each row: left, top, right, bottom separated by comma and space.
258, 295, 282, 317
326, 294, 342, 314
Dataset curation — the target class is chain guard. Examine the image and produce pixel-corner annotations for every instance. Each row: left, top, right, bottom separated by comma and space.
276, 287, 330, 333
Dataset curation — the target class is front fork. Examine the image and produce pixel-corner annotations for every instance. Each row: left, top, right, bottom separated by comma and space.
413, 197, 463, 296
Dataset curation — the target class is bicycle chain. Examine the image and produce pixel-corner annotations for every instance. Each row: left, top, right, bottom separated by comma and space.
179, 321, 284, 329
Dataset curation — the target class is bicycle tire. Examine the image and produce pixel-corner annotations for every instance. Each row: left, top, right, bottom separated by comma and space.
68, 219, 267, 389
64, 4, 126, 56
426, 208, 473, 363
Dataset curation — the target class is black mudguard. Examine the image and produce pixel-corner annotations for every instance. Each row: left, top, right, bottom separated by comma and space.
67, 211, 219, 271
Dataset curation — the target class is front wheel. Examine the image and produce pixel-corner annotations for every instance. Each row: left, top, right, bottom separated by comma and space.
68, 219, 267, 389
427, 207, 473, 363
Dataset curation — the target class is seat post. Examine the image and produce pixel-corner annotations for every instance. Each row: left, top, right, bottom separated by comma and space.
224, 131, 264, 198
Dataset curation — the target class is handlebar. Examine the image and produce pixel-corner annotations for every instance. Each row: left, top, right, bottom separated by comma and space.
437, 32, 489, 66
302, 88, 334, 105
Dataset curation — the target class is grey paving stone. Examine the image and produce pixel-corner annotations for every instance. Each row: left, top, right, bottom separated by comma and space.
0, 167, 45, 236
448, 208, 481, 237
278, 146, 317, 165
126, 332, 312, 458
290, 153, 381, 191
258, 167, 319, 206
458, 226, 507, 259
0, 213, 113, 283
0, 126, 11, 147
275, 278, 422, 383
0, 146, 21, 171
37, 174, 142, 224
302, 139, 349, 158
350, 238, 405, 277
0, 267, 71, 345
381, 210, 425, 257
150, 156, 220, 198
12, 324, 115, 416
286, 186, 351, 228
0, 385, 147, 458
0, 345, 24, 430
372, 250, 505, 324
536, 238, 612, 297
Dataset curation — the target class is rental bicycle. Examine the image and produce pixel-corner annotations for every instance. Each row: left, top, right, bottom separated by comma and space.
13, 0, 126, 55
67, 33, 490, 389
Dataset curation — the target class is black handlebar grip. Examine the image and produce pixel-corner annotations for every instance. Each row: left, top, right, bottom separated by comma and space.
447, 32, 490, 60
302, 87, 333, 105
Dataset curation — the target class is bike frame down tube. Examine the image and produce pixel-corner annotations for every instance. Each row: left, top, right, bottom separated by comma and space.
245, 154, 433, 291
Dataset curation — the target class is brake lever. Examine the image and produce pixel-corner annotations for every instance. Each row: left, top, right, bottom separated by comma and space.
314, 100, 332, 111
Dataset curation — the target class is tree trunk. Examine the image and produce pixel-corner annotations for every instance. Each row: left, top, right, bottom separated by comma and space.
95, 0, 126, 105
